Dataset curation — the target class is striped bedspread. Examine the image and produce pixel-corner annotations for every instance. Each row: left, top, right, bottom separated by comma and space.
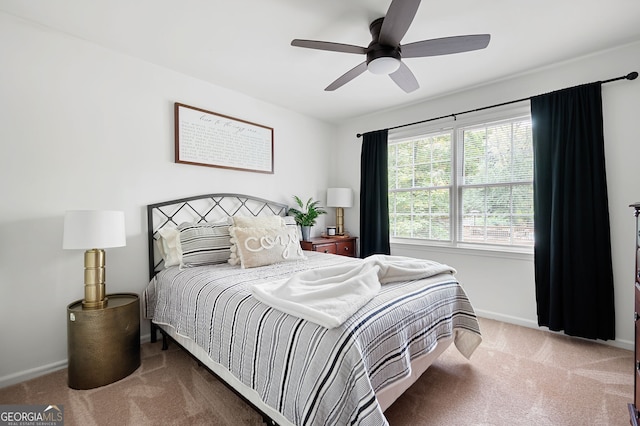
144, 252, 481, 426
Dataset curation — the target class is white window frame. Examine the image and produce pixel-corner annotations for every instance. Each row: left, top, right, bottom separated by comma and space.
388, 102, 533, 254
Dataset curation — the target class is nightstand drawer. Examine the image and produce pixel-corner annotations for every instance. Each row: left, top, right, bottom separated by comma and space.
300, 236, 358, 258
315, 243, 337, 254
336, 241, 355, 257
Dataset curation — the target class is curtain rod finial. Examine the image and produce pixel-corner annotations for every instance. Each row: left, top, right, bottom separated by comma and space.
357, 133, 362, 138
627, 71, 638, 80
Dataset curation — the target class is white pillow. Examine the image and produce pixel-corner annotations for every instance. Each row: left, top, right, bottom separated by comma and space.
157, 227, 181, 267
284, 215, 301, 240
229, 226, 306, 269
232, 215, 286, 228
229, 215, 290, 265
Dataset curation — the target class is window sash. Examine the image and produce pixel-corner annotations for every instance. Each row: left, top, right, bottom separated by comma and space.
389, 130, 453, 242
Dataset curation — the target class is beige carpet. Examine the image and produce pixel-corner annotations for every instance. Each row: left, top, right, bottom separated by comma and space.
0, 318, 633, 425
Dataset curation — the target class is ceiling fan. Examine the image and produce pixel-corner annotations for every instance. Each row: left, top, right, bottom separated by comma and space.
291, 0, 490, 93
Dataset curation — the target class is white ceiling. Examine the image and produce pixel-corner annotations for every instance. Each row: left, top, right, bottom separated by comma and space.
2, 0, 640, 124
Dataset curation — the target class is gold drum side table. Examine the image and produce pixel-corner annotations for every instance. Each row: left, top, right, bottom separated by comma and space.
67, 292, 140, 389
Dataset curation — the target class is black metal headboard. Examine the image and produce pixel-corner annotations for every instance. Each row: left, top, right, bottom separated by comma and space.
146, 193, 289, 279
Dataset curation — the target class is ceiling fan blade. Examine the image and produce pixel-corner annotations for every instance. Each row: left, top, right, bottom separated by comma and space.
291, 39, 367, 55
402, 34, 491, 58
325, 62, 368, 91
379, 0, 422, 46
389, 62, 419, 93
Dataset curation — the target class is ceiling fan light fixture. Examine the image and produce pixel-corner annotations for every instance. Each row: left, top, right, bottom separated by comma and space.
291, 0, 490, 92
367, 56, 401, 75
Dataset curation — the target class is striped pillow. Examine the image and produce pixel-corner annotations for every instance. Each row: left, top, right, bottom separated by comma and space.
177, 219, 232, 267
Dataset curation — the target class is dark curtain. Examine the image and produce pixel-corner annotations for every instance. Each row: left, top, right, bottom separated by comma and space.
530, 82, 615, 340
360, 129, 390, 257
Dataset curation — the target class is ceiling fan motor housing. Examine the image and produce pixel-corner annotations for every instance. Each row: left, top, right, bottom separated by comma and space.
367, 17, 402, 72
366, 43, 401, 64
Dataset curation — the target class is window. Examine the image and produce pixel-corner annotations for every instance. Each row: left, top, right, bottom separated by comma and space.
388, 109, 534, 250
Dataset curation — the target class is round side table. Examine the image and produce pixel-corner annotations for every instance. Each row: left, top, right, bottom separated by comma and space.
67, 292, 140, 389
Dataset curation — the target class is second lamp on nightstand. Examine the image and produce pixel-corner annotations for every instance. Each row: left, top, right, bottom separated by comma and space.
327, 188, 353, 236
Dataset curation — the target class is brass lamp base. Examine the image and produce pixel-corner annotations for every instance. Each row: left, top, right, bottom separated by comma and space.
336, 207, 345, 235
82, 297, 108, 310
82, 249, 108, 309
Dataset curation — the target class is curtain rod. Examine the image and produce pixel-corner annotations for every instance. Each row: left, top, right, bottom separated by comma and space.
356, 71, 638, 138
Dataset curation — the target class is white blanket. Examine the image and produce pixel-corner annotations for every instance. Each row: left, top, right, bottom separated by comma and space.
250, 255, 457, 329
366, 254, 456, 283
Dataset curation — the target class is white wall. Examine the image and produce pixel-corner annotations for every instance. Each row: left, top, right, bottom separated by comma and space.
0, 13, 335, 386
334, 41, 640, 350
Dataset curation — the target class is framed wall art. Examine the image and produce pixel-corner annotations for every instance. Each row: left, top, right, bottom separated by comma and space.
174, 102, 274, 174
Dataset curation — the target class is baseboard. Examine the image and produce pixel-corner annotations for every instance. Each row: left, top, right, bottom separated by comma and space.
475, 309, 539, 329
0, 360, 67, 389
475, 309, 634, 351
0, 333, 153, 389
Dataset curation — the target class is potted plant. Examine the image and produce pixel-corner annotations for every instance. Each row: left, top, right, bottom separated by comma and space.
288, 195, 327, 241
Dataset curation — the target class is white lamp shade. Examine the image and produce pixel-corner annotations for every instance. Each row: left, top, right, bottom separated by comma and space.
63, 210, 126, 249
327, 188, 353, 208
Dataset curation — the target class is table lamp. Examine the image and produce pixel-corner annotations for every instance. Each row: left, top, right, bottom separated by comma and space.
326, 188, 353, 236
63, 210, 126, 309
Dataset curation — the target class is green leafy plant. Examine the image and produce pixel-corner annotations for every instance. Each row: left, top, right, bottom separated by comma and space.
288, 195, 327, 227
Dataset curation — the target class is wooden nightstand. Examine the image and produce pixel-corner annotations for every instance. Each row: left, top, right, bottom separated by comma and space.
67, 292, 141, 389
300, 236, 358, 257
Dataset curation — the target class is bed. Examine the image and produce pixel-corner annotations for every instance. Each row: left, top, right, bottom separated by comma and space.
143, 193, 482, 426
